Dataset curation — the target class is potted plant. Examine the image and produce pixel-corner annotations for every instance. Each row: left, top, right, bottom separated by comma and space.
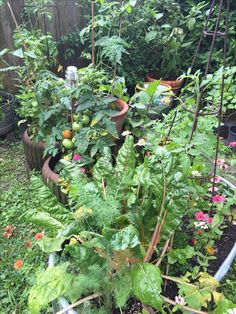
38, 66, 128, 202
0, 91, 15, 136
24, 135, 236, 313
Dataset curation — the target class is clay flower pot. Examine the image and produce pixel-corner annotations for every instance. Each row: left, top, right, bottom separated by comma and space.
22, 130, 47, 171
112, 99, 129, 133
42, 155, 67, 205
146, 72, 184, 95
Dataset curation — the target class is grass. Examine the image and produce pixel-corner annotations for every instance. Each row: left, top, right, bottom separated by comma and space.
0, 140, 51, 314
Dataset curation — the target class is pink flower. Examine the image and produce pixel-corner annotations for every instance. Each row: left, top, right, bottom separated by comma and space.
212, 195, 226, 203
34, 232, 44, 240
73, 154, 81, 161
208, 186, 219, 193
229, 142, 236, 148
216, 159, 225, 165
219, 164, 229, 171
211, 176, 221, 184
80, 167, 87, 174
195, 211, 206, 221
206, 217, 213, 224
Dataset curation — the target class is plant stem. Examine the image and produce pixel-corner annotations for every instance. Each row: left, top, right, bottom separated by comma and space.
56, 293, 101, 314
162, 296, 208, 314
91, 0, 95, 66
155, 237, 170, 267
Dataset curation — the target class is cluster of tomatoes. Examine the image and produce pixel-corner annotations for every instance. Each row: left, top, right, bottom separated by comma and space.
62, 113, 90, 149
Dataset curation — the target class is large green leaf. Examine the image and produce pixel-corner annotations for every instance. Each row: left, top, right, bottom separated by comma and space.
23, 211, 65, 232
109, 225, 140, 251
131, 262, 163, 310
115, 135, 135, 186
37, 236, 67, 253
28, 263, 72, 314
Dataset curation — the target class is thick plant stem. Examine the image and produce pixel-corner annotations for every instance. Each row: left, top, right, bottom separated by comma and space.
155, 237, 170, 266
91, 0, 95, 66
56, 293, 101, 314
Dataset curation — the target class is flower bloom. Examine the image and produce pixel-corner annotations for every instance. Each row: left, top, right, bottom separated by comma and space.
122, 130, 132, 136
194, 221, 208, 229
216, 159, 225, 165
205, 217, 213, 224
229, 142, 236, 148
34, 232, 44, 240
14, 260, 23, 269
219, 163, 229, 171
191, 170, 201, 177
80, 167, 87, 174
3, 224, 15, 239
73, 154, 81, 161
206, 245, 215, 255
208, 186, 219, 193
175, 295, 185, 306
195, 211, 206, 221
210, 176, 221, 183
26, 240, 31, 249
198, 230, 203, 236
212, 195, 226, 203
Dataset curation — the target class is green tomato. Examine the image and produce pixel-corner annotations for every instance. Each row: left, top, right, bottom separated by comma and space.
62, 139, 74, 149
81, 115, 90, 125
72, 122, 83, 132
73, 113, 82, 122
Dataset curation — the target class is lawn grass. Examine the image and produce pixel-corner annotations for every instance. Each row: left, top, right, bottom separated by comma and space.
0, 140, 51, 314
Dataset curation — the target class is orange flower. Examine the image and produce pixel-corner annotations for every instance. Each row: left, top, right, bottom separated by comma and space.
34, 232, 44, 240
26, 240, 31, 248
198, 230, 203, 236
206, 245, 215, 255
14, 260, 23, 269
3, 224, 15, 239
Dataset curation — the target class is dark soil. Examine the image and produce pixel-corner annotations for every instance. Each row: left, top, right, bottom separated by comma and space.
208, 222, 236, 276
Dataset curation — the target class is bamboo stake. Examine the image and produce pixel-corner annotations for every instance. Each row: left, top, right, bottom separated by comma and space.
91, 0, 95, 66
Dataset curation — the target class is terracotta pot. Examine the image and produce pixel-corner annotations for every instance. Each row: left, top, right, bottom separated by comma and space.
111, 99, 129, 133
22, 130, 47, 171
0, 91, 15, 136
146, 72, 184, 95
42, 155, 67, 205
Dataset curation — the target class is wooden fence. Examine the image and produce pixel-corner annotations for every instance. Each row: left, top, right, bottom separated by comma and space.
0, 0, 88, 91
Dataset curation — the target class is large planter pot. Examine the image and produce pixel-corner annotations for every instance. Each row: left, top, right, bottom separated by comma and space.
42, 155, 67, 205
146, 72, 184, 95
22, 130, 47, 171
111, 99, 129, 133
0, 91, 15, 136
227, 126, 236, 152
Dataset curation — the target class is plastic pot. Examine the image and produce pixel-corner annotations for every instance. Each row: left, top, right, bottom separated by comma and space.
111, 99, 129, 133
0, 91, 15, 136
42, 155, 68, 205
146, 72, 184, 95
22, 130, 47, 171
227, 126, 236, 152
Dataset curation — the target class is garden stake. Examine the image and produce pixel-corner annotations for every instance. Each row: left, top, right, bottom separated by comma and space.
91, 0, 95, 66
211, 0, 230, 198
188, 0, 229, 141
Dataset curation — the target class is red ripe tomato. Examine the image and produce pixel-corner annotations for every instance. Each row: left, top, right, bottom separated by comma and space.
63, 130, 72, 139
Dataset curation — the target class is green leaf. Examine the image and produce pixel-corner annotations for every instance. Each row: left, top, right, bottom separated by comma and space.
37, 236, 67, 253
131, 262, 163, 310
212, 214, 220, 228
0, 48, 9, 57
110, 225, 140, 251
93, 147, 114, 190
145, 80, 161, 98
28, 263, 72, 314
167, 246, 195, 265
24, 50, 37, 58
145, 30, 158, 43
11, 48, 24, 58
115, 135, 135, 186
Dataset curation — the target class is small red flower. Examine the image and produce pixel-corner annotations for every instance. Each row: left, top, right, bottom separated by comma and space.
198, 230, 203, 236
146, 151, 152, 157
191, 238, 197, 245
34, 232, 44, 240
14, 260, 23, 269
26, 240, 31, 248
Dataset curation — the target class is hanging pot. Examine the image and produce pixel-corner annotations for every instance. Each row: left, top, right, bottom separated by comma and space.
0, 91, 15, 136
146, 72, 184, 95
